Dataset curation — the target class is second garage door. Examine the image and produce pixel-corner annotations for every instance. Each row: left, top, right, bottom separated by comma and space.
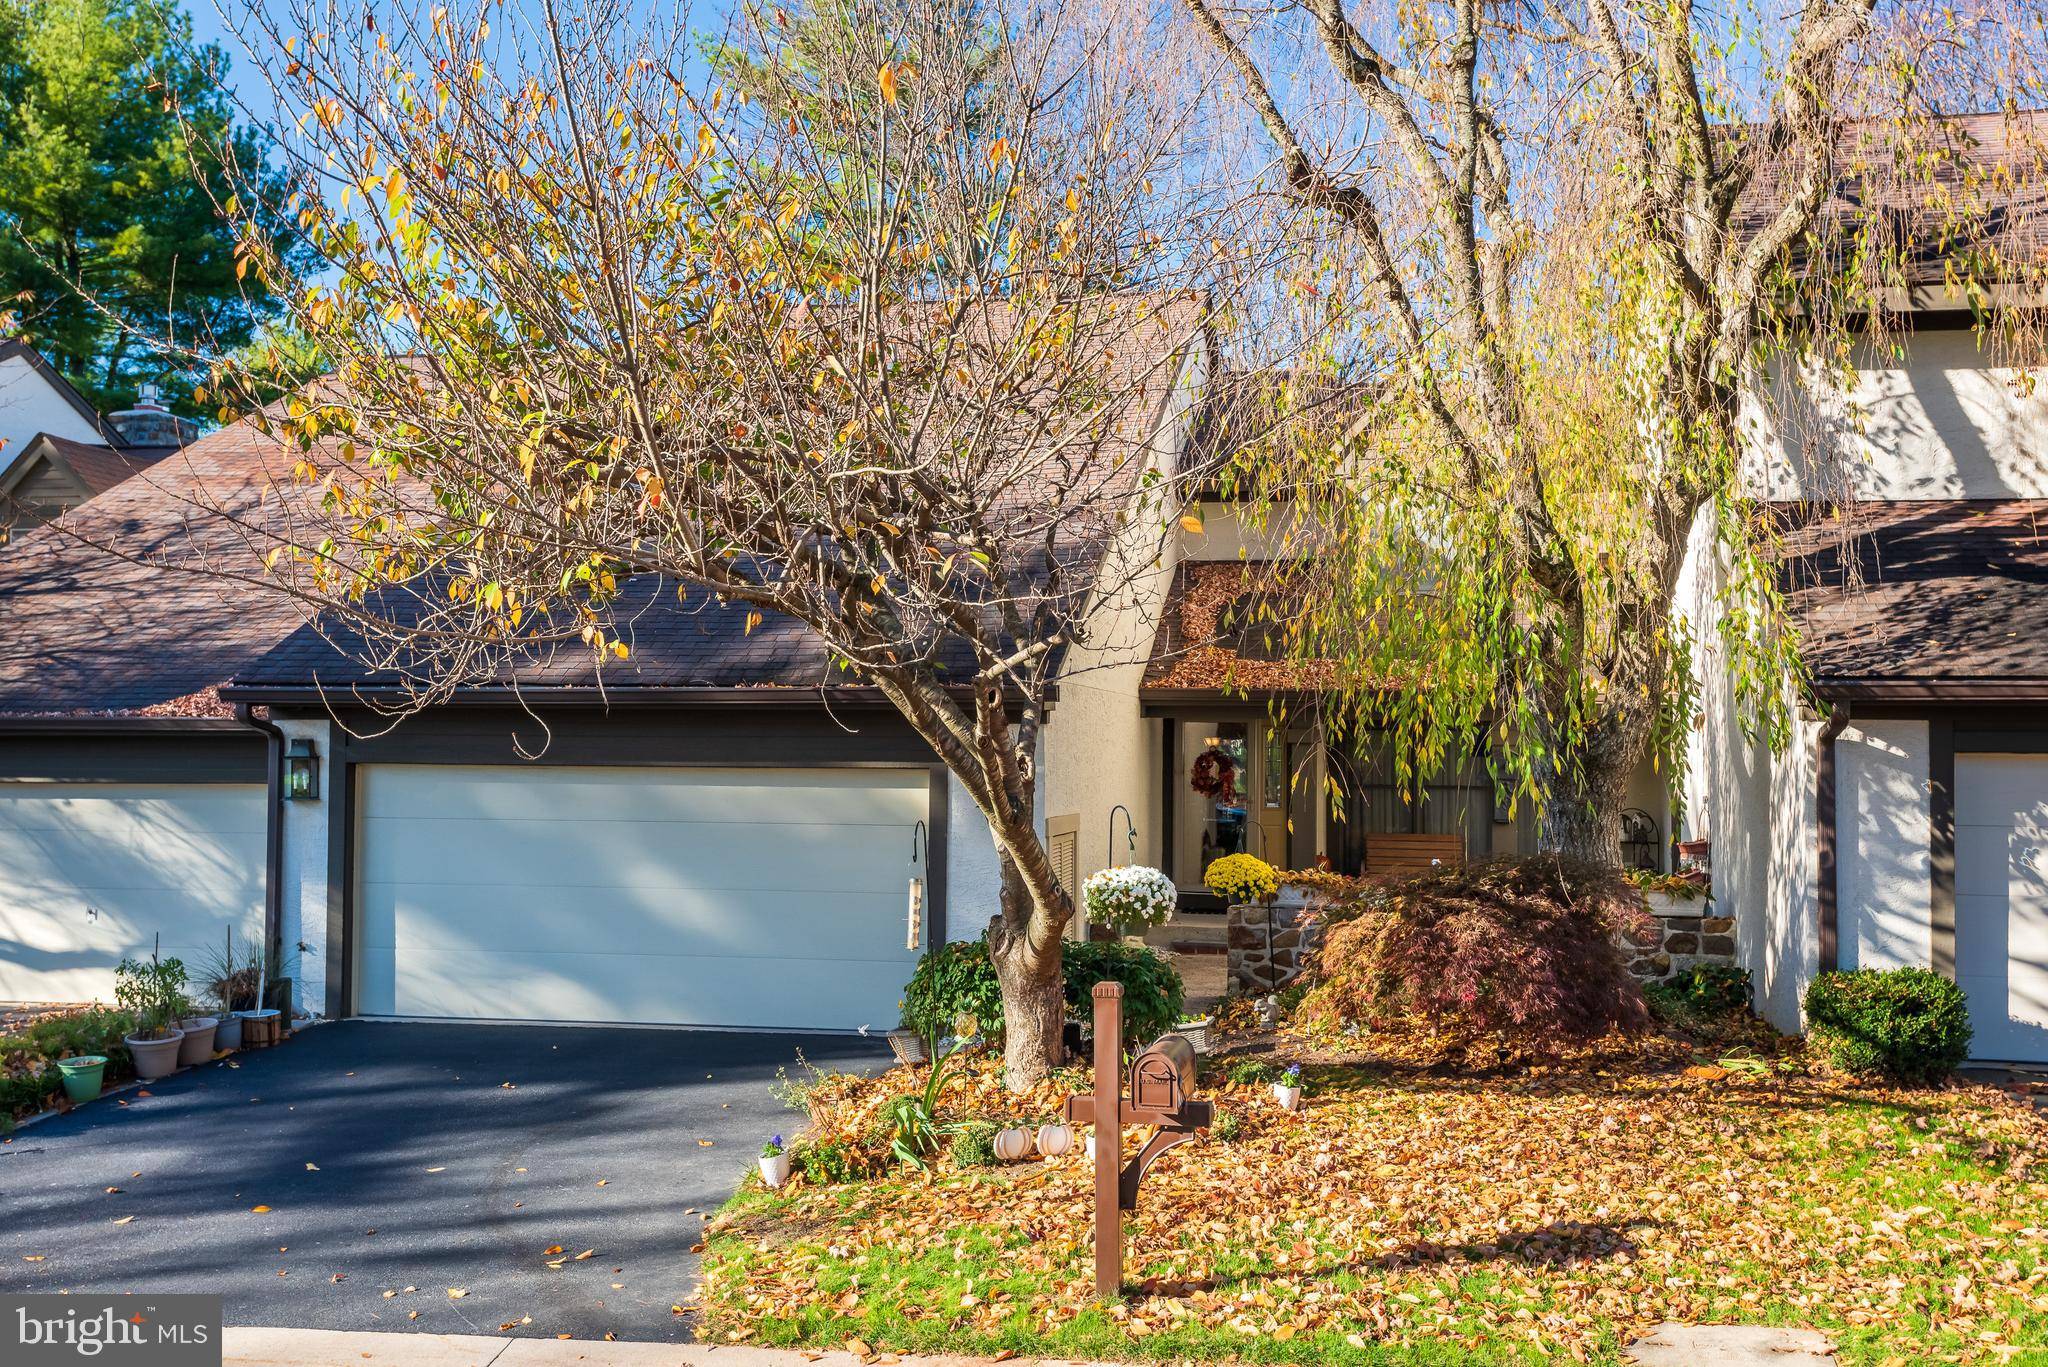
356, 764, 929, 1030
1955, 754, 2048, 1062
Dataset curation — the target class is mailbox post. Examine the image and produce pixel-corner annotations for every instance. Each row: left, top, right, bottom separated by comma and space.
1064, 982, 1212, 1298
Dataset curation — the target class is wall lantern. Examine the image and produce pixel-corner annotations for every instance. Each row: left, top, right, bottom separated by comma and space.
284, 738, 320, 801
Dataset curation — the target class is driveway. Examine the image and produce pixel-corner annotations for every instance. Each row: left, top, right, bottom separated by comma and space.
0, 1020, 886, 1342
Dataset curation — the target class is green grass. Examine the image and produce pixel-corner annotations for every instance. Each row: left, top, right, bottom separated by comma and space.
700, 1057, 2048, 1364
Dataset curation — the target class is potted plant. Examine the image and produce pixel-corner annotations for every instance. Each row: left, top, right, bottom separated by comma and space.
1171, 1012, 1213, 1054
759, 1135, 791, 1188
1082, 864, 1178, 939
1204, 853, 1279, 907
199, 933, 261, 1050
55, 1054, 107, 1103
176, 996, 219, 1067
1272, 1063, 1304, 1112
116, 957, 187, 1081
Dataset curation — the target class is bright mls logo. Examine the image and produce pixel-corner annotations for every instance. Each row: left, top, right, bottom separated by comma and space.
2, 1295, 220, 1366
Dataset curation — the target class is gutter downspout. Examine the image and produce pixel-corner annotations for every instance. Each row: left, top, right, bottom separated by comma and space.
1815, 704, 1851, 975
235, 703, 286, 1012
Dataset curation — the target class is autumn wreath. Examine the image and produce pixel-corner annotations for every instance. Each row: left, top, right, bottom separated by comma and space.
1189, 748, 1239, 803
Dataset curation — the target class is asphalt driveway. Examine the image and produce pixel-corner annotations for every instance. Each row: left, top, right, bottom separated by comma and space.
0, 1020, 886, 1342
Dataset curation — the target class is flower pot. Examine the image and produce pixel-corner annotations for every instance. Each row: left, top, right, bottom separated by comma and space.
885, 1028, 929, 1066
176, 1017, 219, 1066
1173, 1018, 1212, 1054
213, 1014, 243, 1050
758, 1153, 792, 1188
56, 1055, 107, 1103
124, 1029, 185, 1080
1084, 1134, 1095, 1161
1272, 1083, 1302, 1112
238, 1009, 280, 1048
992, 1126, 1033, 1163
1034, 1123, 1074, 1158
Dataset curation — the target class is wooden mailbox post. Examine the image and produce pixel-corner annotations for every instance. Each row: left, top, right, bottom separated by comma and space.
1064, 981, 1212, 1298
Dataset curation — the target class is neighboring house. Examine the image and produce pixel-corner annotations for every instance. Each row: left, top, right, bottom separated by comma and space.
0, 341, 195, 541
1679, 113, 2048, 1062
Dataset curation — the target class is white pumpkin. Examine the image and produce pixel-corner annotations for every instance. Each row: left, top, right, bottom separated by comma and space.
992, 1126, 1034, 1163
1034, 1122, 1074, 1158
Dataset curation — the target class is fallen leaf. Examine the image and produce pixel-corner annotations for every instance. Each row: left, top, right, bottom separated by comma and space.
574, 1249, 596, 1261
305, 1163, 320, 1171
595, 1179, 608, 1186
104, 1186, 122, 1194
382, 1290, 398, 1299
425, 1166, 445, 1173
408, 1311, 419, 1321
23, 1255, 44, 1262
446, 1289, 467, 1299
697, 1139, 714, 1147
544, 1245, 564, 1255
111, 1216, 134, 1226
251, 1205, 272, 1214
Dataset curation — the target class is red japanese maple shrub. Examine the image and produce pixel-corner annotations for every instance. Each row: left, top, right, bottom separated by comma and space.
1303, 855, 1653, 1044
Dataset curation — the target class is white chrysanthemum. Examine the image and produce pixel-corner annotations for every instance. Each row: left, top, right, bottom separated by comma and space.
1081, 864, 1178, 929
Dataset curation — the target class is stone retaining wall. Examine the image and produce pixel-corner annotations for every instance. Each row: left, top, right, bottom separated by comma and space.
1622, 889, 1735, 982
1227, 895, 1323, 995
1226, 886, 1735, 996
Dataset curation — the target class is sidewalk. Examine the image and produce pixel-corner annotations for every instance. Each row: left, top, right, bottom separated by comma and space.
224, 1328, 1093, 1367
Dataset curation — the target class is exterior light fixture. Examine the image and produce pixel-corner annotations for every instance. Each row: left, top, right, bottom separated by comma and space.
284, 738, 320, 801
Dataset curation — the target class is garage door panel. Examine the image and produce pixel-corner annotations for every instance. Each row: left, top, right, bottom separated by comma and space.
362, 766, 927, 825
0, 784, 265, 1004
361, 882, 911, 961
387, 948, 911, 1032
1955, 755, 2048, 1062
357, 764, 927, 1029
361, 815, 907, 896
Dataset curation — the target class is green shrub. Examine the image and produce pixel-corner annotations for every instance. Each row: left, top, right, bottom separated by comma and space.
951, 1119, 1003, 1167
900, 936, 1184, 1047
795, 1139, 870, 1185
1669, 963, 1752, 1016
1223, 1058, 1278, 1086
1211, 1110, 1243, 1142
1803, 968, 1972, 1081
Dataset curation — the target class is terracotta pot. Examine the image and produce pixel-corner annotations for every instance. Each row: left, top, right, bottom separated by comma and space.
1034, 1123, 1074, 1158
992, 1126, 1033, 1163
176, 1017, 218, 1066
124, 1029, 185, 1080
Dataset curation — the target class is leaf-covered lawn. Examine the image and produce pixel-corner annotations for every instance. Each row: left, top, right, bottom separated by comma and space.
700, 1042, 2048, 1364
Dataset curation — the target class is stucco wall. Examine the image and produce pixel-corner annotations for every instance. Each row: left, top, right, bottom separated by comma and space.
1676, 509, 1818, 1031
1749, 329, 2048, 501
1837, 720, 1933, 972
1178, 500, 1305, 562
0, 354, 105, 478
1041, 347, 1208, 918
277, 717, 332, 1016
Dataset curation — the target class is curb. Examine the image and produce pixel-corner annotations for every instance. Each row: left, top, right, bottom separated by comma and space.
225, 1327, 1107, 1367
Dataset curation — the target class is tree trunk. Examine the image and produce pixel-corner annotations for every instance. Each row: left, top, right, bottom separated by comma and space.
1535, 705, 1651, 868
986, 853, 1068, 1091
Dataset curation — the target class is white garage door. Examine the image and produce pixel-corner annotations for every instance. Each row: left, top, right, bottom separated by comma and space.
0, 783, 266, 1004
1955, 754, 2048, 1062
356, 765, 928, 1030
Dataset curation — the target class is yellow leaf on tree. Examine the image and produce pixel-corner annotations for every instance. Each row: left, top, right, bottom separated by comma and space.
878, 64, 898, 106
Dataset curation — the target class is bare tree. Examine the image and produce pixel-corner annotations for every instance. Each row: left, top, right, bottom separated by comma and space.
1178, 0, 2048, 859
199, 0, 1249, 1088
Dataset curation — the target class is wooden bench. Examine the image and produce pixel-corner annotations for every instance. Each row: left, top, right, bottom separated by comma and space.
1364, 833, 1466, 876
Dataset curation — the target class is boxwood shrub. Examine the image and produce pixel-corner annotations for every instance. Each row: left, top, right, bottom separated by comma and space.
900, 936, 1184, 1047
1803, 967, 1972, 1081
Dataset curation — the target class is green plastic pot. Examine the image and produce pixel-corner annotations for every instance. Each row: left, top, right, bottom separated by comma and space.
55, 1055, 107, 1103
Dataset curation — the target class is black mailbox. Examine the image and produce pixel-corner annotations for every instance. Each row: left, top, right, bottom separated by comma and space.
1128, 1034, 1196, 1114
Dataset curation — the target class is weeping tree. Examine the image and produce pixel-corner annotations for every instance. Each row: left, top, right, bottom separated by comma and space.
1181, 0, 2048, 859
199, 0, 1234, 1088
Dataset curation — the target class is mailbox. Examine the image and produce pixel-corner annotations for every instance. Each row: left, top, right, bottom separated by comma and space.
1066, 982, 1211, 1299
1128, 1034, 1195, 1114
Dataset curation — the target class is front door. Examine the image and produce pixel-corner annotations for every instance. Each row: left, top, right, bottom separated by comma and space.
1172, 720, 1294, 890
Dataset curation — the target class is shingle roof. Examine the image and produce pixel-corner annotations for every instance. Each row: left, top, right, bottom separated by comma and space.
1732, 111, 2048, 289
0, 419, 314, 717
1773, 499, 2048, 691
30, 434, 181, 497
1142, 559, 1334, 698
2, 294, 1203, 715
